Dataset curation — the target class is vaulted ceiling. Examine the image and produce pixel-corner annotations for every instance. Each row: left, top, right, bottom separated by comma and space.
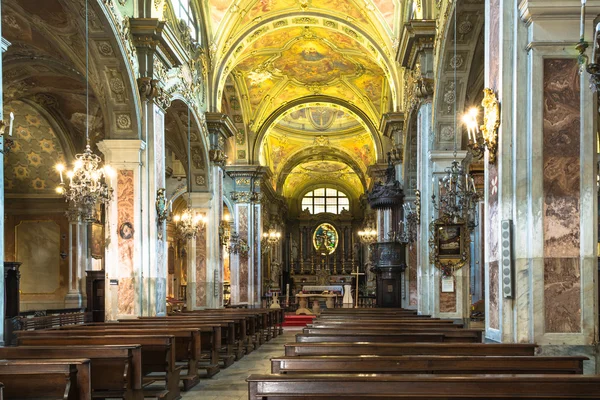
209, 0, 402, 202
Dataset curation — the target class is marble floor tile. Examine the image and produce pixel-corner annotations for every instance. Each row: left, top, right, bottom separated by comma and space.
181, 328, 302, 399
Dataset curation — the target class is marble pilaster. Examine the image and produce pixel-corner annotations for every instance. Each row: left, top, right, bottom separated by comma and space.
64, 209, 89, 308
98, 140, 146, 320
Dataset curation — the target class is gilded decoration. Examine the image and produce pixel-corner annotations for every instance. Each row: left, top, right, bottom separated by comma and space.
429, 214, 470, 277
480, 87, 500, 163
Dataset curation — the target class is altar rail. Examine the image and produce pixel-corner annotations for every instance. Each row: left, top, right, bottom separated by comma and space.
357, 295, 377, 308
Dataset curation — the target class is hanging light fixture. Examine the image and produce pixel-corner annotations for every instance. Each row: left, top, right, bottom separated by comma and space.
431, 1, 480, 228
358, 227, 377, 245
174, 106, 205, 239
55, 0, 113, 221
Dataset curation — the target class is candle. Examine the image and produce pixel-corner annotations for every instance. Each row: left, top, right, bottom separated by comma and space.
431, 177, 434, 195
581, 0, 587, 40
471, 177, 476, 192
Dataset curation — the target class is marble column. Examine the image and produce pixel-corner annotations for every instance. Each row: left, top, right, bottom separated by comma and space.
416, 101, 434, 316
185, 193, 211, 310
484, 0, 599, 371
64, 208, 89, 308
98, 140, 145, 320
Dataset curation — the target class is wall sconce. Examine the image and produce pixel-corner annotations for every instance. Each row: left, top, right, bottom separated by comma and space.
463, 88, 500, 163
358, 227, 377, 245
576, 0, 600, 92
402, 189, 421, 244
156, 188, 170, 225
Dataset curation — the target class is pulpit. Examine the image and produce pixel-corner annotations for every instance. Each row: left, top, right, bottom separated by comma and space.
371, 242, 406, 308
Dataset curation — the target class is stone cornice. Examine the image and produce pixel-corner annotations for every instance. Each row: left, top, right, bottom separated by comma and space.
519, 0, 600, 24
379, 112, 405, 139
205, 112, 237, 139
129, 18, 185, 69
396, 20, 436, 69
97, 139, 146, 164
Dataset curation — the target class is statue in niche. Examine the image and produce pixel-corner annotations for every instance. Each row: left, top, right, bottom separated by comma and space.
271, 262, 281, 288
291, 239, 298, 261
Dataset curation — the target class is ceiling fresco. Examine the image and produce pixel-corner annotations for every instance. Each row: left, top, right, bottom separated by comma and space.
232, 26, 389, 128
277, 106, 360, 132
207, 0, 398, 40
260, 121, 375, 191
281, 160, 363, 199
4, 101, 66, 195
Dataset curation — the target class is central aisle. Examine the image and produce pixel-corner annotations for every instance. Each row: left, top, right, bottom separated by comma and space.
182, 327, 300, 400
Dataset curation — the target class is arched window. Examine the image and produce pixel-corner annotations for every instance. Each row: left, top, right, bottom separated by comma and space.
173, 0, 198, 40
301, 187, 350, 214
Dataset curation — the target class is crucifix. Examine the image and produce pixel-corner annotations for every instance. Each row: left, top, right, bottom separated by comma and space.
351, 258, 365, 308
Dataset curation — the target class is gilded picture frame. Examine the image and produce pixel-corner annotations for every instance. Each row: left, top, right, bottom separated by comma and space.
429, 215, 469, 276
90, 222, 104, 259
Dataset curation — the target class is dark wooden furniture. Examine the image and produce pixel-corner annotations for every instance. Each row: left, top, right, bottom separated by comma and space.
284, 342, 538, 357
271, 355, 587, 374
302, 327, 483, 342
86, 270, 105, 323
4, 261, 21, 318
0, 345, 142, 400
16, 335, 179, 400
0, 358, 91, 400
247, 374, 600, 399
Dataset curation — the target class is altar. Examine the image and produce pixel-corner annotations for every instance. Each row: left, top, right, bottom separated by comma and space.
295, 293, 339, 315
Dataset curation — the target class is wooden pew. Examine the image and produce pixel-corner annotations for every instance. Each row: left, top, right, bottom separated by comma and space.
308, 322, 463, 329
0, 382, 3, 400
296, 332, 455, 344
0, 345, 142, 400
302, 327, 483, 342
311, 319, 455, 325
284, 342, 538, 357
16, 335, 179, 400
270, 355, 587, 375
0, 359, 91, 400
17, 327, 202, 390
247, 374, 600, 399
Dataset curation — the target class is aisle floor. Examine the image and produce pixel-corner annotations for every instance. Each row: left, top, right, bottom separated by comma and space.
182, 327, 300, 400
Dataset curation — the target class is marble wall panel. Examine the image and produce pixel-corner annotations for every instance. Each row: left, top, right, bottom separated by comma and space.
117, 170, 135, 315
239, 205, 249, 303
544, 258, 581, 333
196, 221, 207, 307
439, 278, 456, 313
254, 203, 260, 303
16, 221, 60, 294
542, 58, 581, 333
488, 0, 500, 91
489, 261, 499, 329
408, 245, 418, 306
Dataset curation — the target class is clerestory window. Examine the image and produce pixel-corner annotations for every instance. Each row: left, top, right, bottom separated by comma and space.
301, 187, 350, 214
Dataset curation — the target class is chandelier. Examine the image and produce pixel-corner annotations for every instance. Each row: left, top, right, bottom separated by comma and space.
55, 0, 113, 221
577, 0, 600, 92
174, 207, 205, 240
173, 100, 203, 239
432, 160, 479, 227
358, 227, 377, 245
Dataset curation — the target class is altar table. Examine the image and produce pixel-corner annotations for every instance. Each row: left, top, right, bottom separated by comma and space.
295, 293, 338, 315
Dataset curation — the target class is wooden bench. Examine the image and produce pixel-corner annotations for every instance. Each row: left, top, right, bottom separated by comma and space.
302, 327, 483, 342
296, 332, 456, 343
284, 342, 538, 357
17, 327, 202, 390
0, 345, 142, 400
247, 374, 600, 399
0, 358, 91, 400
271, 355, 587, 375
16, 335, 178, 400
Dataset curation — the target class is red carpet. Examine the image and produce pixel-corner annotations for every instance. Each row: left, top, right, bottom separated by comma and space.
282, 314, 316, 327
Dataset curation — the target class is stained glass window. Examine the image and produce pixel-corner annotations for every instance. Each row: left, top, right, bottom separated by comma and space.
312, 223, 338, 254
300, 187, 349, 214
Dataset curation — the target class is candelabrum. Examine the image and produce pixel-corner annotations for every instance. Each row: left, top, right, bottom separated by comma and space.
463, 89, 500, 163
432, 160, 480, 228
261, 229, 282, 253
56, 144, 114, 222
402, 189, 420, 244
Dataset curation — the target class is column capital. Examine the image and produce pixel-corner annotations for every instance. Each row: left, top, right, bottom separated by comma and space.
98, 139, 146, 164
205, 112, 237, 165
396, 20, 436, 69
188, 192, 213, 209
379, 112, 404, 139
428, 150, 469, 172
519, 0, 600, 24
137, 77, 172, 111
129, 18, 186, 69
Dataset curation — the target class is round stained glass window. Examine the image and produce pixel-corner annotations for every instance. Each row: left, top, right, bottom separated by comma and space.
312, 223, 338, 255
